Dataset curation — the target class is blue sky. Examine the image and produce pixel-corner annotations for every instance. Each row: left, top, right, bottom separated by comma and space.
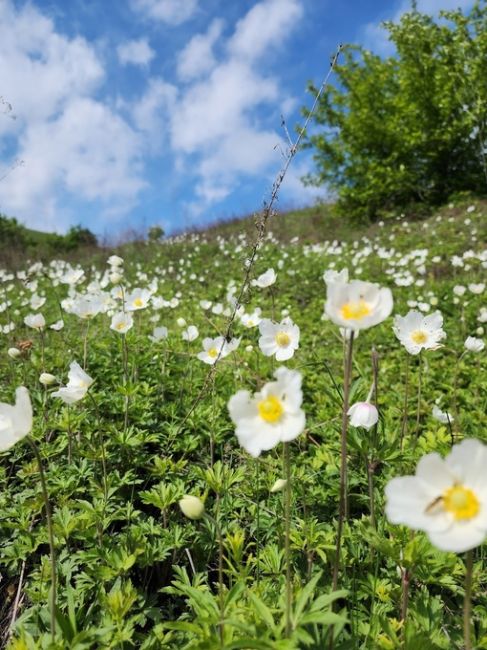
0, 0, 475, 238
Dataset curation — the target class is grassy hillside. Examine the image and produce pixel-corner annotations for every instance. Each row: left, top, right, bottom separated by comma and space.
0, 198, 486, 649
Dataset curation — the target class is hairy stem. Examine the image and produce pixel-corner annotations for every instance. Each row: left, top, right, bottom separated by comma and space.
464, 550, 474, 650
27, 437, 56, 643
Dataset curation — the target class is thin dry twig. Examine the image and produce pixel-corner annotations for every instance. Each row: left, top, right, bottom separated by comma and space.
177, 45, 343, 431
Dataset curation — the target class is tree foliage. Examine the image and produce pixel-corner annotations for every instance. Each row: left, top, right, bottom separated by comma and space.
303, 2, 487, 220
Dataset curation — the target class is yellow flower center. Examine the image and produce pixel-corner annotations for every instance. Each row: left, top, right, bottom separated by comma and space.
411, 330, 428, 345
258, 395, 284, 423
340, 299, 371, 321
133, 298, 144, 308
275, 331, 291, 347
116, 322, 126, 331
443, 485, 479, 521
208, 347, 218, 358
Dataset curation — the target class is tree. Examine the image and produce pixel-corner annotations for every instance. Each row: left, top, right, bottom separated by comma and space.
302, 2, 487, 220
64, 225, 98, 250
148, 225, 165, 242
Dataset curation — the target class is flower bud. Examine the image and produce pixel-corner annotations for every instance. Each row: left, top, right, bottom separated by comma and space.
109, 272, 122, 285
8, 347, 21, 359
270, 478, 287, 493
40, 373, 56, 386
179, 495, 205, 520
347, 402, 379, 430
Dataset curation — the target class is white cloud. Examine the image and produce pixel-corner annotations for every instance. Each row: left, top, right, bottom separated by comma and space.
177, 19, 223, 81
117, 38, 155, 66
164, 0, 304, 208
228, 0, 303, 62
171, 60, 278, 153
0, 0, 146, 231
0, 1, 103, 133
131, 0, 198, 25
132, 78, 177, 148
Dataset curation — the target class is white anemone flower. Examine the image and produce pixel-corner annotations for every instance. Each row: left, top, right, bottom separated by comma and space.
325, 279, 393, 331
240, 308, 262, 328
385, 439, 487, 553
149, 326, 168, 342
125, 288, 151, 311
52, 362, 94, 404
347, 402, 378, 429
228, 367, 305, 458
110, 311, 133, 334
0, 387, 32, 452
323, 268, 348, 286
432, 405, 454, 424
197, 336, 235, 364
182, 325, 199, 342
464, 336, 485, 353
393, 310, 446, 354
70, 295, 105, 320
252, 268, 276, 288
24, 313, 46, 330
50, 320, 64, 331
258, 317, 300, 361
108, 255, 124, 267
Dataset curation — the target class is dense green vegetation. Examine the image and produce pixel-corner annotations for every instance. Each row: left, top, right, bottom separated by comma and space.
0, 198, 485, 648
0, 215, 98, 265
303, 2, 487, 219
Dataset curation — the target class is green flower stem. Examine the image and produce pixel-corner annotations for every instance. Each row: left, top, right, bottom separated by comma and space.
332, 330, 355, 592
368, 347, 379, 530
27, 436, 56, 643
83, 319, 90, 370
255, 458, 261, 586
215, 494, 225, 647
283, 441, 292, 638
399, 353, 410, 451
122, 332, 130, 431
464, 550, 474, 650
414, 351, 423, 439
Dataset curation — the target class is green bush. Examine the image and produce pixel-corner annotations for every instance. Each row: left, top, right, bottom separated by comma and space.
303, 2, 487, 220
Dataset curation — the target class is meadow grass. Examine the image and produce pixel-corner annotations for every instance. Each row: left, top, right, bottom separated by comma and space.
0, 199, 486, 649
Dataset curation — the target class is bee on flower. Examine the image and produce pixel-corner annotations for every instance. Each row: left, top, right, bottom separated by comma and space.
385, 439, 487, 552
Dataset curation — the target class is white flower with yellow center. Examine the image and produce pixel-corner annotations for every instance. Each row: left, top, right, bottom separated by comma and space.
228, 367, 305, 458
52, 362, 94, 405
125, 288, 151, 311
325, 279, 393, 331
393, 310, 445, 355
258, 317, 300, 361
110, 311, 134, 334
197, 336, 239, 365
240, 308, 262, 328
385, 439, 487, 552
